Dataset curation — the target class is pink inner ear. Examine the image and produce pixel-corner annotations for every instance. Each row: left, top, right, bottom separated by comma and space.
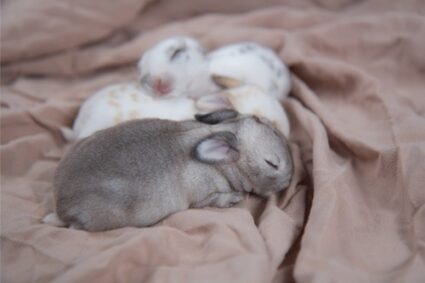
198, 139, 232, 161
204, 141, 230, 157
196, 135, 239, 164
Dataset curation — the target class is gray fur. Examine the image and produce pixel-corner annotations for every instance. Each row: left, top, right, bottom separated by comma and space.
52, 111, 293, 231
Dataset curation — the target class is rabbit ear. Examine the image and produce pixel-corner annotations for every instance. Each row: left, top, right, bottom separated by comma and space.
195, 109, 238, 124
212, 75, 243, 89
194, 132, 240, 164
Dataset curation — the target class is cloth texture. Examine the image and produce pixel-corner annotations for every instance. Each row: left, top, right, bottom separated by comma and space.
1, 0, 425, 282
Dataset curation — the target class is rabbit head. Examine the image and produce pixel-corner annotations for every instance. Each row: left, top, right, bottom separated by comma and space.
195, 110, 293, 196
138, 36, 210, 98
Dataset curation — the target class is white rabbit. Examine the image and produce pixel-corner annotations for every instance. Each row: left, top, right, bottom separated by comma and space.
196, 85, 290, 138
137, 36, 216, 99
61, 83, 199, 141
64, 38, 292, 141
208, 42, 291, 101
137, 37, 291, 100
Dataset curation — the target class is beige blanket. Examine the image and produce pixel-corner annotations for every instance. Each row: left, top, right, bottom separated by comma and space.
1, 0, 425, 282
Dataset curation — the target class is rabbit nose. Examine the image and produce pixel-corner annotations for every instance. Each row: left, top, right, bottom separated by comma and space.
153, 78, 172, 96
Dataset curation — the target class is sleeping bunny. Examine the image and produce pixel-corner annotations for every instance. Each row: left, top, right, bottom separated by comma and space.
61, 83, 200, 141
137, 36, 291, 100
43, 110, 293, 231
62, 37, 292, 141
61, 36, 215, 141
138, 36, 217, 98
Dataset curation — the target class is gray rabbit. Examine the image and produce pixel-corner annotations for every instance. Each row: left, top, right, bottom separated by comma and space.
43, 110, 293, 231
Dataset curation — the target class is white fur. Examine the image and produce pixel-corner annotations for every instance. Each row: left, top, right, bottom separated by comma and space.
137, 36, 216, 98
63, 83, 199, 140
224, 85, 290, 137
42, 212, 66, 227
208, 43, 291, 101
64, 37, 292, 141
138, 37, 291, 100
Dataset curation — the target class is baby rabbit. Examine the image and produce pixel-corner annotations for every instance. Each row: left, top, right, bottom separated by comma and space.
43, 110, 293, 231
64, 37, 292, 141
138, 36, 216, 98
208, 42, 291, 100
137, 37, 291, 100
61, 83, 199, 141
63, 37, 210, 141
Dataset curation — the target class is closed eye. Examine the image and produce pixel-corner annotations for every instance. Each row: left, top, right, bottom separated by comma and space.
265, 159, 278, 169
170, 47, 185, 61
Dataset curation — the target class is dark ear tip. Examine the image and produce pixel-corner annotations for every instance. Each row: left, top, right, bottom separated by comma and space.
195, 109, 238, 124
194, 113, 205, 120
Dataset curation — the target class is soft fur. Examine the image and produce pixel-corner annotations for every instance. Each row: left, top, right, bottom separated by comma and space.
64, 37, 292, 141
208, 42, 291, 100
61, 83, 199, 140
138, 37, 292, 100
46, 110, 293, 231
137, 36, 216, 98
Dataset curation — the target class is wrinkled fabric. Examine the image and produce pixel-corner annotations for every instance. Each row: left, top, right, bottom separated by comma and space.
1, 0, 425, 282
